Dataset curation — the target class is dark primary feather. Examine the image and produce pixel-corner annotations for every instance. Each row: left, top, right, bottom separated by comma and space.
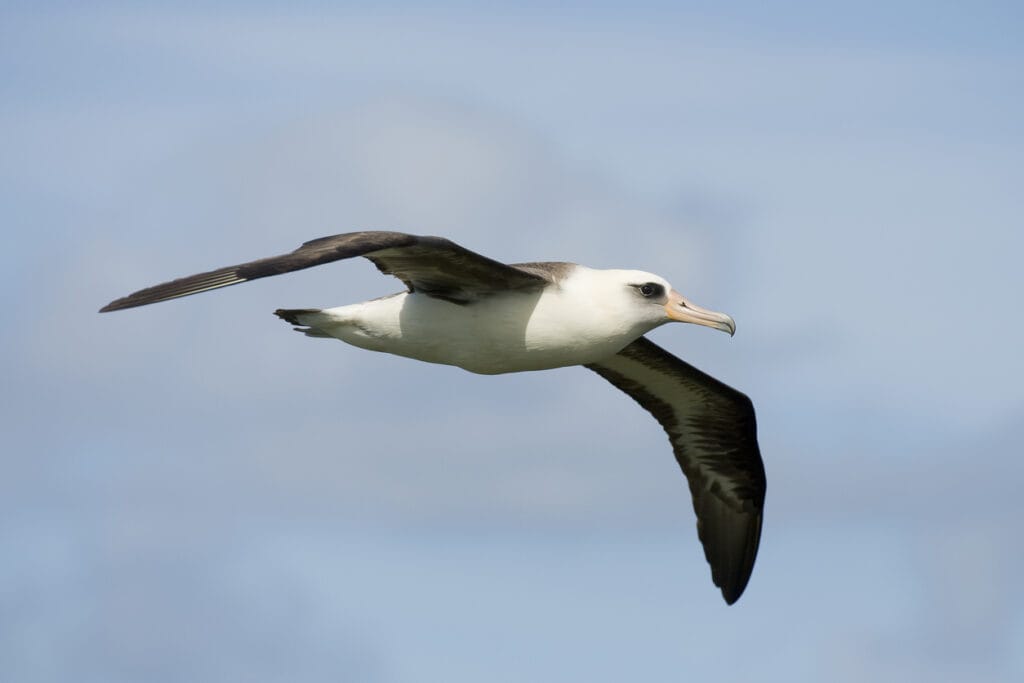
586, 337, 766, 604
99, 231, 548, 312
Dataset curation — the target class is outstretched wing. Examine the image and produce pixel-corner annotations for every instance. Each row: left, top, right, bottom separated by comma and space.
100, 231, 547, 312
586, 337, 766, 604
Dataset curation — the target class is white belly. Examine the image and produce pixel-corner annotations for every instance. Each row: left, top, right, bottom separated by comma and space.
309, 286, 652, 375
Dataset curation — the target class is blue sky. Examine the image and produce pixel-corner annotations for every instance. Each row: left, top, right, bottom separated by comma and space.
2, 2, 1023, 681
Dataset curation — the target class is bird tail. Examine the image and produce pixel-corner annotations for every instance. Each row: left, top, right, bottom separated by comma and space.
274, 308, 333, 338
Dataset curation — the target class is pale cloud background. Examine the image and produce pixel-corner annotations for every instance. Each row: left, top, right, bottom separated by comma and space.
2, 2, 1023, 682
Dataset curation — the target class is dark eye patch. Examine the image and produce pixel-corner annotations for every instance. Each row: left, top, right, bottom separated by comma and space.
636, 283, 664, 298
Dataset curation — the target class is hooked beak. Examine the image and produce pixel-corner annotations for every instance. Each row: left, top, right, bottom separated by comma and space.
664, 289, 736, 336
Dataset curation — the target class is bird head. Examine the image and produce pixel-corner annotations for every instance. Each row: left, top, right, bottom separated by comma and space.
612, 270, 736, 336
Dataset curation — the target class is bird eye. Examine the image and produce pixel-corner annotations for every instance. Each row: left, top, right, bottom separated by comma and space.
638, 283, 662, 298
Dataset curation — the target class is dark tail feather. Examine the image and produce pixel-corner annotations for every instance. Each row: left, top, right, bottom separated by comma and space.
274, 308, 321, 325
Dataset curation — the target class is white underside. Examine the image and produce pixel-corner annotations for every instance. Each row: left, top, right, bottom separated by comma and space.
289, 266, 669, 374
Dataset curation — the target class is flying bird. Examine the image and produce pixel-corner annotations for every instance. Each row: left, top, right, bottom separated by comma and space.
101, 231, 766, 604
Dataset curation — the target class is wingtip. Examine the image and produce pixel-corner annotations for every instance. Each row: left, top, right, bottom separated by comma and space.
99, 296, 142, 312
720, 581, 746, 605
713, 525, 760, 606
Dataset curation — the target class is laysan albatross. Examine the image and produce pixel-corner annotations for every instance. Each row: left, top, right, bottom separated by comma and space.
101, 231, 766, 604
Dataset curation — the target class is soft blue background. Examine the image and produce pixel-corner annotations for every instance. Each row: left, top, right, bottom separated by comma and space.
3, 2, 1023, 681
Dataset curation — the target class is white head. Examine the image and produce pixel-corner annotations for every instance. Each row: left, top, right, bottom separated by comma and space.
579, 267, 736, 337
